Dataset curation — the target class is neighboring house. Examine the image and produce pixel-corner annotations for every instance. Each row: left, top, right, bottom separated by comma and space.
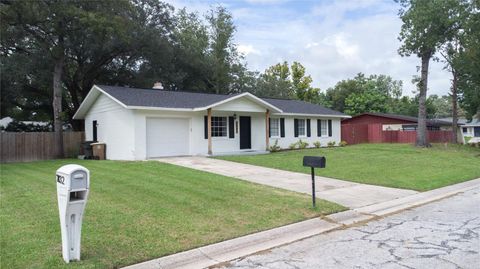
0, 117, 13, 128
461, 118, 480, 138
73, 85, 349, 160
438, 117, 468, 126
0, 116, 73, 131
0, 116, 52, 128
0, 116, 53, 131
341, 112, 454, 131
341, 112, 462, 144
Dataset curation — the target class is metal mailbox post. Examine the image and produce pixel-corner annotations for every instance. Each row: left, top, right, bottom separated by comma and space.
56, 164, 90, 263
303, 156, 326, 207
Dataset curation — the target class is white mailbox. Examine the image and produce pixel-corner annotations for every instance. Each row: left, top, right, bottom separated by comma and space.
56, 164, 90, 263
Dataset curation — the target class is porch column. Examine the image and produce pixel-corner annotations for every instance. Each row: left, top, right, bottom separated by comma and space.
265, 109, 270, 150
207, 108, 212, 155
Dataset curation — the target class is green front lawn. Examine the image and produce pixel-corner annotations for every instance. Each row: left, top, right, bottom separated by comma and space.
217, 144, 480, 191
0, 160, 344, 269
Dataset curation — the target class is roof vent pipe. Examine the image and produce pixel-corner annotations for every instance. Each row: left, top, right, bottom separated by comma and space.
153, 82, 164, 90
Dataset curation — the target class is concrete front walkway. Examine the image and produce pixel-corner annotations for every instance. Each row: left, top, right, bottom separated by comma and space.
156, 157, 417, 208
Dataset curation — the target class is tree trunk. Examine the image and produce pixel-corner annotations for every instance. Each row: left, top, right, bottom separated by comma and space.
53, 55, 64, 158
451, 70, 458, 144
416, 53, 431, 147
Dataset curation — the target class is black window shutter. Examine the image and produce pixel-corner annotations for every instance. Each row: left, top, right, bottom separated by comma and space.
204, 116, 208, 139
294, 119, 299, 137
228, 117, 234, 138
268, 118, 272, 137
307, 119, 311, 137
280, 118, 285, 137
317, 119, 321, 137
328, 119, 332, 137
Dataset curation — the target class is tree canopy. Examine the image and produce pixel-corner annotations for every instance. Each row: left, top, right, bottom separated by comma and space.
1, 1, 248, 130
397, 0, 464, 146
254, 61, 321, 103
1, 0, 478, 137
323, 73, 402, 115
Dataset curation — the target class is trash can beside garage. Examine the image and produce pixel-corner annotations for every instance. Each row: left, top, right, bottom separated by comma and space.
91, 142, 106, 160
81, 141, 94, 159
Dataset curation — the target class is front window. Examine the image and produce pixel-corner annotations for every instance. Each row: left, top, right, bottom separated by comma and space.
320, 120, 328, 136
463, 127, 468, 133
270, 118, 280, 137
212, 116, 227, 137
298, 119, 306, 136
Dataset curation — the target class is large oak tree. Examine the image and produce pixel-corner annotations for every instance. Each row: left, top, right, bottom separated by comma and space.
397, 0, 461, 147
1, 0, 174, 151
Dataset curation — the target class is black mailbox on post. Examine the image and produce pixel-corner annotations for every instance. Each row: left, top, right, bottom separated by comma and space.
303, 156, 326, 207
303, 156, 326, 168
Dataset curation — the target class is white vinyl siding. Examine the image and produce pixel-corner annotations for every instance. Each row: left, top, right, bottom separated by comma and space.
84, 94, 135, 160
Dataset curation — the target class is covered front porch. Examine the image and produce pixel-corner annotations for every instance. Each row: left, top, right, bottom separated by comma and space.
202, 93, 281, 156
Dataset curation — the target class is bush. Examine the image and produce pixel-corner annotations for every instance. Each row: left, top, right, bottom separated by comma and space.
339, 141, 348, 147
269, 139, 281, 152
327, 141, 336, 147
298, 139, 309, 149
313, 141, 321, 148
289, 142, 297, 150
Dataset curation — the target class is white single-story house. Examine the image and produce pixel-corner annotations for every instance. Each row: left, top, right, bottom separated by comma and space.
461, 118, 480, 143
73, 85, 350, 160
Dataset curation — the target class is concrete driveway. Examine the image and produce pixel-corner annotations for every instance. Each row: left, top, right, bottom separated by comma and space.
155, 157, 417, 208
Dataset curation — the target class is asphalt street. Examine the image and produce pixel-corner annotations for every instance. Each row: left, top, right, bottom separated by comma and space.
222, 187, 480, 269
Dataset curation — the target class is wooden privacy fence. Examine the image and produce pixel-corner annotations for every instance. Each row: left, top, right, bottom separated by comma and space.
1, 132, 85, 163
340, 124, 369, 145
342, 124, 454, 144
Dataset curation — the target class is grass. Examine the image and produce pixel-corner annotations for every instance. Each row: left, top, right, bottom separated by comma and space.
0, 160, 345, 269
217, 143, 480, 192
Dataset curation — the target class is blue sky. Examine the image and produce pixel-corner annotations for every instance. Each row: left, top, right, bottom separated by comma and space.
167, 0, 451, 97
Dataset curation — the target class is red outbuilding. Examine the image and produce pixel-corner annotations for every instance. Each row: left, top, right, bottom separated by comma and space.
341, 112, 457, 144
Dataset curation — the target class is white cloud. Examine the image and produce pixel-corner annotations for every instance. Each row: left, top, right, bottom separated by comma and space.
244, 0, 290, 4
326, 34, 360, 59
165, 0, 452, 97
238, 44, 261, 56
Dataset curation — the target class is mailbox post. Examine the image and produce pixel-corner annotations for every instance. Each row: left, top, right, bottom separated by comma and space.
303, 156, 326, 207
56, 164, 90, 263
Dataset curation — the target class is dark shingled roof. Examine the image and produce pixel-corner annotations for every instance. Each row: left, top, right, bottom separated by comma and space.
96, 85, 347, 116
261, 98, 346, 116
351, 112, 453, 126
99, 85, 238, 109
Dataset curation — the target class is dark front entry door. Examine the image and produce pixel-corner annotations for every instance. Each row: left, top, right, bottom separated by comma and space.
239, 116, 251, 149
474, 127, 480, 137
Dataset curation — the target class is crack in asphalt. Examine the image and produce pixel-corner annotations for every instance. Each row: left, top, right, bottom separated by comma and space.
222, 188, 480, 269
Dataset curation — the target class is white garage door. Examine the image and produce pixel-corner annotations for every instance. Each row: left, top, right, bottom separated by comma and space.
146, 118, 190, 158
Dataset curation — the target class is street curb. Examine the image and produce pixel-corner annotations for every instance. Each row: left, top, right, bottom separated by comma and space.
122, 178, 480, 269
354, 178, 480, 217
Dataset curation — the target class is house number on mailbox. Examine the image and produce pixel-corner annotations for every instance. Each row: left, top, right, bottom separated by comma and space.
56, 175, 65, 185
